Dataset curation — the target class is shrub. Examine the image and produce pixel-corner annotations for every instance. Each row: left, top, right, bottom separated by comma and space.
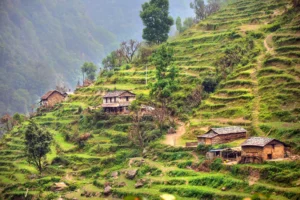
209, 158, 223, 171
196, 144, 212, 154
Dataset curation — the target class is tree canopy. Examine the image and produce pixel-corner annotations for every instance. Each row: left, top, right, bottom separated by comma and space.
81, 62, 97, 81
150, 44, 178, 131
140, 0, 174, 44
24, 121, 53, 173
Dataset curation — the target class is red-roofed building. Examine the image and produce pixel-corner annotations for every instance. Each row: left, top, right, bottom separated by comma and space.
40, 90, 66, 107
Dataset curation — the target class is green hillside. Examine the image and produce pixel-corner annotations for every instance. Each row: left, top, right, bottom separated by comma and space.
0, 0, 300, 199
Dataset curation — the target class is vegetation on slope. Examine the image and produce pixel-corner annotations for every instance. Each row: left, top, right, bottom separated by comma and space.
0, 0, 299, 199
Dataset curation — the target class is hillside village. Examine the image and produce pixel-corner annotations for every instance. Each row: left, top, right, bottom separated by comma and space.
0, 0, 300, 199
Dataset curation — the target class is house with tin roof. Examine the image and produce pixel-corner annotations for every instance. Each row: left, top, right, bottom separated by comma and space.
197, 126, 247, 145
240, 137, 286, 163
102, 90, 136, 113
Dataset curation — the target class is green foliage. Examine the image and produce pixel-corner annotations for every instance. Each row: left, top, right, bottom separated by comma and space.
197, 144, 213, 154
189, 176, 248, 189
202, 76, 218, 93
24, 121, 53, 173
209, 158, 223, 171
81, 62, 98, 81
140, 0, 174, 44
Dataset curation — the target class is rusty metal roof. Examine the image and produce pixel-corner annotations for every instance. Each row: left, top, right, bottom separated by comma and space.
103, 90, 135, 98
211, 126, 247, 135
241, 137, 279, 147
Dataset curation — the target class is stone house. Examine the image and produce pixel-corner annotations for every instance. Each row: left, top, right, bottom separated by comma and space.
102, 90, 136, 113
240, 137, 286, 163
197, 126, 246, 145
40, 90, 66, 107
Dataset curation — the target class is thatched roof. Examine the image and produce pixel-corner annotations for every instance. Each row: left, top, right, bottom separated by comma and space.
104, 90, 135, 98
241, 137, 285, 147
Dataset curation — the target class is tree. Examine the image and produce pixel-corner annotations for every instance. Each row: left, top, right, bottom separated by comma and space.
150, 44, 178, 132
129, 101, 144, 149
183, 17, 194, 30
0, 114, 13, 131
190, 0, 221, 22
102, 51, 119, 70
118, 40, 141, 63
140, 0, 174, 44
190, 0, 206, 21
176, 17, 183, 33
81, 62, 97, 81
24, 121, 53, 173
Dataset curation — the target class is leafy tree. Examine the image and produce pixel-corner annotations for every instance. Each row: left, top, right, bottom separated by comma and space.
190, 0, 206, 21
150, 44, 178, 132
140, 0, 174, 44
176, 17, 195, 33
176, 17, 183, 33
190, 0, 221, 22
81, 62, 97, 81
183, 17, 194, 30
24, 121, 53, 173
102, 51, 120, 70
129, 101, 144, 149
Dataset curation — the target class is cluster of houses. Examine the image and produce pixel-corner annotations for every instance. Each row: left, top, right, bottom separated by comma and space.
196, 126, 287, 164
40, 88, 287, 164
40, 89, 140, 114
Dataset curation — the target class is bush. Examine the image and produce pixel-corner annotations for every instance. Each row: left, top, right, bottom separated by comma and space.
197, 144, 212, 154
209, 158, 223, 171
202, 76, 218, 93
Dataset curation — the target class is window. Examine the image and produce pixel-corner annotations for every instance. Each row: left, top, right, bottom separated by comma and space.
114, 97, 116, 102
126, 97, 129, 101
105, 98, 108, 103
110, 98, 112, 103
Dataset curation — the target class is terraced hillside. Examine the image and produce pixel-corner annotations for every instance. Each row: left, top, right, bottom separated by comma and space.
0, 0, 300, 199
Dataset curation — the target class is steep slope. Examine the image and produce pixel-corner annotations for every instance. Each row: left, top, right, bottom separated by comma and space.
0, 0, 299, 199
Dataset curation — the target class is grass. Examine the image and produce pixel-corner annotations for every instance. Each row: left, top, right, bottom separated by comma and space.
51, 130, 76, 152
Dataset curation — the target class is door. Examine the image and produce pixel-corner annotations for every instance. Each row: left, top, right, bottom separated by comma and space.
267, 154, 272, 159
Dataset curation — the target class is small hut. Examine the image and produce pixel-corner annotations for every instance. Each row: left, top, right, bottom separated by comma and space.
40, 90, 66, 107
197, 126, 246, 145
240, 137, 286, 164
206, 147, 242, 160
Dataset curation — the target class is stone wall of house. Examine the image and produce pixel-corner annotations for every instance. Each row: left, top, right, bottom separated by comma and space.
241, 146, 264, 157
197, 138, 213, 145
46, 92, 65, 107
262, 142, 285, 160
211, 132, 246, 144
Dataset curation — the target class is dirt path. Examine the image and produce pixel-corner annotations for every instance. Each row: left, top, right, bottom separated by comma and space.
164, 121, 186, 146
191, 152, 199, 162
264, 34, 274, 54
250, 35, 275, 136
